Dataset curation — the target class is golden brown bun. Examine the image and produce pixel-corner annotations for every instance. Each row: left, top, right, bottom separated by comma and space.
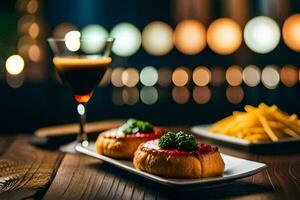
96, 129, 163, 159
133, 141, 225, 178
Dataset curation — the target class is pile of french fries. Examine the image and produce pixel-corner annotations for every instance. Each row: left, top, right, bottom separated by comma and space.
209, 103, 300, 143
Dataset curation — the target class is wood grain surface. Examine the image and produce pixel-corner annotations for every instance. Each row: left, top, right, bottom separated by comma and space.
0, 137, 64, 199
43, 154, 158, 200
0, 126, 299, 199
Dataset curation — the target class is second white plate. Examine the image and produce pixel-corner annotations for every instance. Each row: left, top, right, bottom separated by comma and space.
191, 124, 300, 146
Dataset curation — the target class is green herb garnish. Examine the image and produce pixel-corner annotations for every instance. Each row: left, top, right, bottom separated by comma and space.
158, 131, 198, 151
121, 119, 154, 134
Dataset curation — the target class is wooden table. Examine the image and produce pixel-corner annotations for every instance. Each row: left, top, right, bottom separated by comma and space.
0, 127, 299, 200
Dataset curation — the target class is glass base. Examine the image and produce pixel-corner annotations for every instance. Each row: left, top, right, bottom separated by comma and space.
59, 140, 89, 153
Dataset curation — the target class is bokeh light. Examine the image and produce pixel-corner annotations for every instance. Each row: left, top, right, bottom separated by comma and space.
142, 21, 173, 56
244, 16, 280, 54
6, 73, 24, 89
282, 14, 300, 52
226, 86, 244, 104
172, 67, 190, 86
80, 24, 108, 53
140, 66, 158, 86
207, 18, 242, 55
158, 67, 172, 87
172, 86, 190, 104
122, 68, 139, 87
28, 22, 39, 38
140, 87, 158, 105
28, 44, 41, 62
226, 65, 243, 86
261, 65, 280, 89
18, 35, 35, 58
27, 0, 38, 14
243, 65, 261, 87
110, 23, 141, 56
111, 67, 124, 87
210, 67, 225, 86
18, 15, 35, 34
6, 55, 25, 75
53, 23, 78, 38
193, 86, 211, 104
174, 19, 206, 55
64, 30, 81, 51
280, 65, 298, 87
122, 87, 139, 105
193, 66, 211, 86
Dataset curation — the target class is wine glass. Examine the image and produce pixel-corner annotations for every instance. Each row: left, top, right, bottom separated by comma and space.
48, 36, 114, 152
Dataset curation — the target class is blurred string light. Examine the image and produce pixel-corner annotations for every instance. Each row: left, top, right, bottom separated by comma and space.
6, 73, 25, 88
210, 67, 225, 86
28, 44, 41, 62
110, 23, 141, 56
6, 55, 25, 75
226, 65, 243, 86
193, 86, 211, 104
122, 68, 139, 87
18, 35, 35, 57
140, 86, 158, 105
112, 88, 124, 106
53, 23, 78, 38
80, 24, 108, 53
18, 15, 35, 34
226, 86, 244, 104
111, 67, 124, 87
244, 16, 280, 54
174, 19, 206, 55
282, 14, 300, 52
172, 67, 190, 86
142, 21, 173, 56
172, 86, 189, 104
158, 67, 172, 87
140, 66, 158, 86
280, 65, 298, 87
207, 18, 242, 55
192, 66, 211, 86
122, 87, 139, 105
243, 65, 261, 87
64, 30, 81, 51
27, 0, 38, 14
15, 0, 46, 84
261, 65, 280, 89
28, 22, 39, 38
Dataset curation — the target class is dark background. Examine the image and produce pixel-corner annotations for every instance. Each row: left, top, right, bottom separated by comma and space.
1, 0, 300, 134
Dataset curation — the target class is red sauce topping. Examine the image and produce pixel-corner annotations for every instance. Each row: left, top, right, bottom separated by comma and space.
141, 139, 217, 156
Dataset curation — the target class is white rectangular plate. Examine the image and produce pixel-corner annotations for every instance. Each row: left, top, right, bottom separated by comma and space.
192, 124, 300, 146
76, 142, 266, 188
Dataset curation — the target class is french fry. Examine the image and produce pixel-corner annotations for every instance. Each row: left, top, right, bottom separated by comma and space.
282, 128, 300, 137
257, 115, 278, 141
209, 103, 299, 143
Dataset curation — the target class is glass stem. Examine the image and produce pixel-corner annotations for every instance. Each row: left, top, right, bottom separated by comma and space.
77, 103, 88, 145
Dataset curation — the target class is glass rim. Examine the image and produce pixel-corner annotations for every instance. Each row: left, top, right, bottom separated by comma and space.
47, 36, 115, 42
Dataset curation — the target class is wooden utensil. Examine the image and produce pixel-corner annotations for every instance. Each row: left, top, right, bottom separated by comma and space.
30, 119, 125, 149
34, 119, 125, 138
